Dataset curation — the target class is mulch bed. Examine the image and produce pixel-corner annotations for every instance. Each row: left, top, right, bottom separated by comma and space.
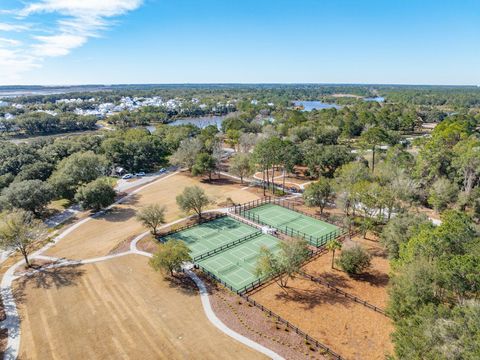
198, 273, 331, 360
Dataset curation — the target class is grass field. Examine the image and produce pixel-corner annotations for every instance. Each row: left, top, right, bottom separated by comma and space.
45, 173, 260, 260
162, 216, 259, 259
244, 203, 339, 244
198, 234, 282, 292
14, 255, 267, 359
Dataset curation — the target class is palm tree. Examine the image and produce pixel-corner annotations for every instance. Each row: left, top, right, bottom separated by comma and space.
326, 239, 342, 269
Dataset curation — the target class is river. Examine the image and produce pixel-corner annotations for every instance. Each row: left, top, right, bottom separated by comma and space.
168, 115, 227, 129
293, 100, 341, 111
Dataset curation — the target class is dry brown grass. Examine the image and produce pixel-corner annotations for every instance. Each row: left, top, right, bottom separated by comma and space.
45, 172, 259, 260
14, 255, 267, 360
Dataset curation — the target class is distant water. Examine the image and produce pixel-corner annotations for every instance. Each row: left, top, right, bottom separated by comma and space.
364, 96, 385, 102
168, 115, 227, 129
293, 100, 341, 111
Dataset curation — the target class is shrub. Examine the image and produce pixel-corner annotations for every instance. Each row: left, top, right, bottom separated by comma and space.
336, 245, 371, 275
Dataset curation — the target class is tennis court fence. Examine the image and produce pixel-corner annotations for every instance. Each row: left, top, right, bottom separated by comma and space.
157, 213, 226, 240
193, 231, 262, 262
235, 205, 347, 248
233, 196, 348, 231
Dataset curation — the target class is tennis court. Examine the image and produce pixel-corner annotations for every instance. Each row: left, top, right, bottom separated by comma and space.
161, 216, 258, 259
198, 234, 282, 292
243, 203, 339, 243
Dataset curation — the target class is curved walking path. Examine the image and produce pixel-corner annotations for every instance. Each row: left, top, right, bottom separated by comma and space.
0, 172, 282, 360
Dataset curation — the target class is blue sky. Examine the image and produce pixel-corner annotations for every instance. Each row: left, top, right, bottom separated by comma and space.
0, 0, 479, 85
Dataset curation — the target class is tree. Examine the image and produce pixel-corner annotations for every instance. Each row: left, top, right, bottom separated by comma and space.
303, 143, 353, 178
391, 301, 480, 360
191, 153, 217, 180
49, 151, 109, 199
149, 240, 192, 277
1, 180, 54, 216
101, 128, 167, 173
360, 126, 392, 173
229, 153, 254, 184
428, 178, 458, 212
238, 132, 258, 153
415, 119, 470, 183
281, 140, 302, 191
334, 162, 370, 216
452, 137, 480, 195
176, 186, 210, 219
255, 239, 310, 289
399, 210, 476, 265
335, 245, 371, 275
380, 212, 431, 260
74, 177, 116, 211
15, 161, 53, 182
0, 209, 47, 267
303, 178, 333, 214
225, 129, 240, 151
170, 137, 203, 171
136, 203, 166, 235
326, 239, 342, 269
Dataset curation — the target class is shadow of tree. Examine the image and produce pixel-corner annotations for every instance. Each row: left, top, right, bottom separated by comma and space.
200, 178, 236, 186
351, 271, 389, 287
101, 207, 137, 223
13, 264, 85, 306
119, 193, 141, 206
307, 272, 352, 290
166, 273, 198, 296
274, 278, 352, 311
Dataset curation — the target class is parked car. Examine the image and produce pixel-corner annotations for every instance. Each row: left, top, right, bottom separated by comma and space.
122, 173, 133, 179
135, 172, 146, 177
159, 168, 166, 173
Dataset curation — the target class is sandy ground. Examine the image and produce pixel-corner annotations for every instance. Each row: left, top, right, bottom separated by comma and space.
14, 255, 266, 360
45, 173, 259, 260
251, 274, 393, 360
303, 235, 390, 308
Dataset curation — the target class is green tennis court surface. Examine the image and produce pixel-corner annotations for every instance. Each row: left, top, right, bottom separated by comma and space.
244, 203, 339, 241
197, 233, 282, 292
161, 216, 258, 259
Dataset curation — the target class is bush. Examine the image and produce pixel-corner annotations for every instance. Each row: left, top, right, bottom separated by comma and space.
336, 245, 371, 275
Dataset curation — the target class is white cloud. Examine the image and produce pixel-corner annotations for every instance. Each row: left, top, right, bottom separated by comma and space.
0, 0, 143, 83
0, 37, 21, 46
33, 34, 87, 56
0, 22, 30, 32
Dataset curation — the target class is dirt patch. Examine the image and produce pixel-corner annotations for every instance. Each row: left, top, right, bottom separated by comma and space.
0, 328, 8, 358
13, 254, 267, 360
303, 235, 390, 309
250, 273, 393, 360
201, 273, 329, 360
44, 172, 259, 260
137, 235, 160, 254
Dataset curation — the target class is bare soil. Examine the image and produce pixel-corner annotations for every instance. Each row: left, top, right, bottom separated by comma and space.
303, 235, 390, 309
13, 255, 267, 360
251, 275, 393, 360
201, 274, 330, 360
